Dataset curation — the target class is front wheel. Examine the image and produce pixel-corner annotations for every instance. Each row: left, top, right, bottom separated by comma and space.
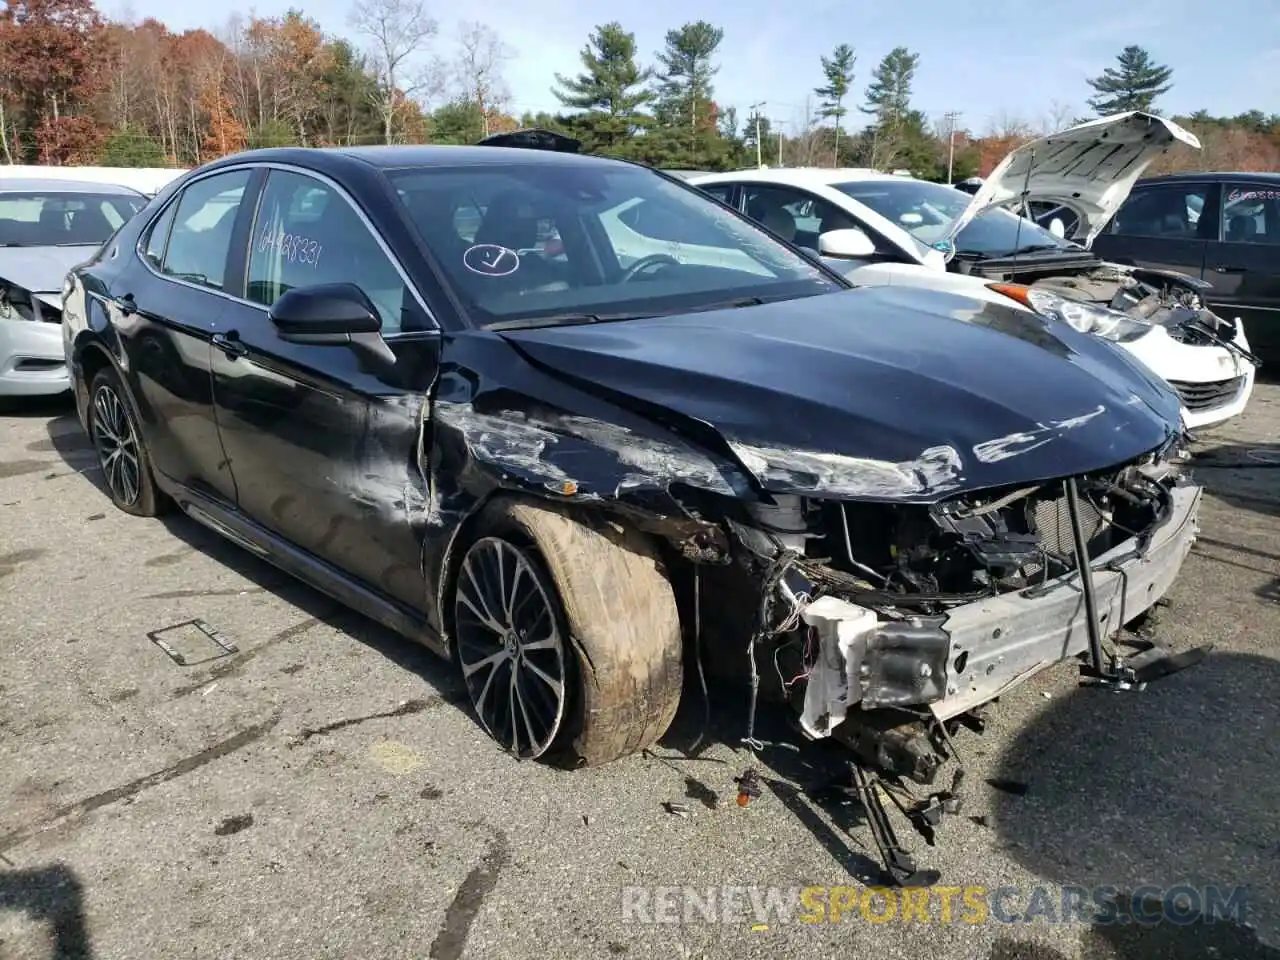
88, 367, 166, 517
453, 499, 684, 767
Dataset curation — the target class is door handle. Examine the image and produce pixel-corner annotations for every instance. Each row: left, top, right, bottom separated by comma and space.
212, 331, 248, 360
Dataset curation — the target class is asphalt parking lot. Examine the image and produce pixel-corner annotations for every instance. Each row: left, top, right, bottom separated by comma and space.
2, 386, 1279, 960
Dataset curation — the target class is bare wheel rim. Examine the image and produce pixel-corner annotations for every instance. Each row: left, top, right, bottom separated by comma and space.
454, 536, 568, 760
92, 383, 141, 507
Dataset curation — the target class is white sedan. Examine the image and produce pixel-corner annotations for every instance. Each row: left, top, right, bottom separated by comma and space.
690, 112, 1256, 431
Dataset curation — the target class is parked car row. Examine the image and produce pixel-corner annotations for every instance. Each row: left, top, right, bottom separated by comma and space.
687, 112, 1261, 431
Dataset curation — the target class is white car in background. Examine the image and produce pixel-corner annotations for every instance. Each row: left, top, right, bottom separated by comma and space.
690, 112, 1257, 431
0, 178, 147, 397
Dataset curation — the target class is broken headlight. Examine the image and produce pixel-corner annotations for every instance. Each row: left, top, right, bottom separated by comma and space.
989, 283, 1153, 343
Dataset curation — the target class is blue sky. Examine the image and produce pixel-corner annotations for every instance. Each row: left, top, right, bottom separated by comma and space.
113, 0, 1279, 135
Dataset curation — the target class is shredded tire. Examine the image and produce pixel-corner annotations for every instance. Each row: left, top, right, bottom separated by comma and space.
475, 498, 683, 767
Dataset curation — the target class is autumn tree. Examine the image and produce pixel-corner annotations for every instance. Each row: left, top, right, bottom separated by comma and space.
552, 22, 653, 154
0, 0, 107, 162
1086, 45, 1173, 116
349, 0, 441, 143
815, 43, 855, 162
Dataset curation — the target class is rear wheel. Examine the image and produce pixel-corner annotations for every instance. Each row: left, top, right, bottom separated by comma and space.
88, 367, 166, 517
453, 499, 683, 767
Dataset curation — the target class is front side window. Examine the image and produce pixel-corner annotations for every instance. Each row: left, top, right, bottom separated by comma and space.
247, 170, 414, 334
1221, 184, 1280, 245
741, 185, 855, 250
387, 162, 839, 328
834, 179, 1075, 259
0, 191, 145, 247
160, 170, 251, 290
1107, 184, 1210, 239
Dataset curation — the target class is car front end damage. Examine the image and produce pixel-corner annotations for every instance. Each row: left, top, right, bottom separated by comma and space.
429, 286, 1211, 884
958, 260, 1260, 431
724, 445, 1201, 778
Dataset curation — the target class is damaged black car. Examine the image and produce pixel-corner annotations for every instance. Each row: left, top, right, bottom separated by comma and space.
62, 144, 1205, 818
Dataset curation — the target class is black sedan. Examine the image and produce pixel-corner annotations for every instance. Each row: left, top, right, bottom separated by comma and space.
62, 142, 1199, 784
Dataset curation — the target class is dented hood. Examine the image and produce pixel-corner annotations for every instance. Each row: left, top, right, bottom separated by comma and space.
945, 111, 1201, 248
501, 286, 1183, 503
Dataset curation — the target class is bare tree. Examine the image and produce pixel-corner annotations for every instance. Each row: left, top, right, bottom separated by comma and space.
1036, 99, 1077, 135
349, 0, 440, 143
451, 21, 514, 137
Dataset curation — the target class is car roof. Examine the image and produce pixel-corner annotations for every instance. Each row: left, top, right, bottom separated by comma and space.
693, 167, 909, 188
201, 143, 634, 175
0, 177, 145, 196
1139, 171, 1280, 185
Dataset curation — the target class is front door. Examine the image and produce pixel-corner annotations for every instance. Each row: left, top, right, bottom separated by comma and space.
1090, 179, 1218, 281
209, 167, 442, 610
114, 168, 256, 504
1202, 181, 1280, 360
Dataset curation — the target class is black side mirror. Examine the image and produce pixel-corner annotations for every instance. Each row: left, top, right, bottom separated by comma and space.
268, 282, 394, 366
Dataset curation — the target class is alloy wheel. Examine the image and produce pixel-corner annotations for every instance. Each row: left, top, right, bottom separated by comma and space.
454, 536, 568, 759
92, 383, 142, 507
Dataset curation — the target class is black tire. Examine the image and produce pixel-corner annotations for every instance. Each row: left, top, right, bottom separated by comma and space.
87, 366, 167, 517
452, 498, 683, 767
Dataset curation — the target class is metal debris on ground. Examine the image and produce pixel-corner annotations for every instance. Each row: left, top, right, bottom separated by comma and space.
662, 801, 691, 818
147, 619, 239, 666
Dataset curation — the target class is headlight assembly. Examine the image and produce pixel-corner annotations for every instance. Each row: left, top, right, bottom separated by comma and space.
987, 282, 1153, 343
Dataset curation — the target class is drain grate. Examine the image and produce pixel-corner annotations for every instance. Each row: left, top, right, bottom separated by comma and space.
147, 619, 239, 666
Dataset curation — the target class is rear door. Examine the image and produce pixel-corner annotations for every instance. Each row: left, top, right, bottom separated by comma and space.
1202, 181, 1280, 358
111, 168, 257, 504
208, 166, 441, 610
1090, 179, 1218, 281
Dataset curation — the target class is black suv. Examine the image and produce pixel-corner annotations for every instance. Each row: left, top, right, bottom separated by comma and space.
1092, 172, 1280, 362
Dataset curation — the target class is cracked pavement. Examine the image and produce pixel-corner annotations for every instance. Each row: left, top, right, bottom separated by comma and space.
2, 386, 1279, 960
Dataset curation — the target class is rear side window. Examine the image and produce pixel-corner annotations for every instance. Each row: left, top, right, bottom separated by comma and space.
1107, 184, 1209, 239
1221, 184, 1280, 245
158, 170, 251, 291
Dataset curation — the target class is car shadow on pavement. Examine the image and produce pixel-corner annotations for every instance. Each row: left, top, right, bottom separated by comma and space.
1192, 441, 1280, 519
0, 391, 75, 418
0, 862, 93, 959
40, 414, 463, 700
988, 650, 1280, 959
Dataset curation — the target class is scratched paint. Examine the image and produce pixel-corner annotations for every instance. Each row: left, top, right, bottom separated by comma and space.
974, 404, 1108, 465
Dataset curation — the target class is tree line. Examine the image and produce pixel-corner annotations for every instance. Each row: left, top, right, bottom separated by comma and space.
1, 0, 1277, 178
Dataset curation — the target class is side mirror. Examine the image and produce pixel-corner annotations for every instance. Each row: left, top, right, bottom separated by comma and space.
268, 282, 394, 366
818, 228, 876, 260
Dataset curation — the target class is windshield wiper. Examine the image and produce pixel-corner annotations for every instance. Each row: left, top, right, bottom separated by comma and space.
1006, 243, 1063, 256
486, 311, 653, 331
55, 242, 99, 247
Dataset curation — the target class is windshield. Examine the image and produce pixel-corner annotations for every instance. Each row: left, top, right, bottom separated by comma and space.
0, 191, 145, 247
388, 162, 841, 327
833, 179, 1078, 259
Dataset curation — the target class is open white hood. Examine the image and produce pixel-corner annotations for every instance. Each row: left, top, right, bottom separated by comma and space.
943, 111, 1201, 249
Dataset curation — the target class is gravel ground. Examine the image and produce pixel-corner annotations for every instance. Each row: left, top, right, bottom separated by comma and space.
2, 385, 1279, 960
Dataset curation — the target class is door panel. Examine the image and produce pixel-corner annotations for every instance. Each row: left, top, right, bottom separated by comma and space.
117, 168, 255, 503
1090, 181, 1216, 281
210, 168, 441, 610
1202, 182, 1280, 358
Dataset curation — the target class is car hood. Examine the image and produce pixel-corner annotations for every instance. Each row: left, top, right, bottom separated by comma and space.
500, 286, 1184, 503
943, 111, 1201, 249
0, 244, 97, 300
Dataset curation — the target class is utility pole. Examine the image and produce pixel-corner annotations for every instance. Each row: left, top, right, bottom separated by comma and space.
749, 101, 766, 168
944, 111, 962, 184
776, 127, 783, 166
